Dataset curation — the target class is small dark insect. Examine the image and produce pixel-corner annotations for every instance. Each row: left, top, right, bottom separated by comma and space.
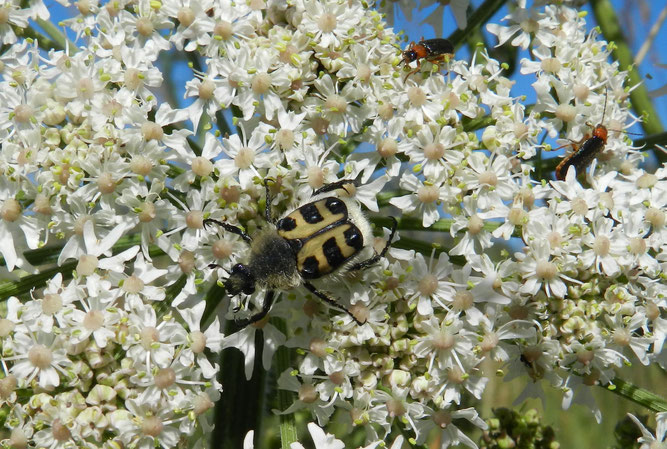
555, 123, 609, 181
554, 92, 638, 181
401, 37, 454, 82
205, 179, 398, 328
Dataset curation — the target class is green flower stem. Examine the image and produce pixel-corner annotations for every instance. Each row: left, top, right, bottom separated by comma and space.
371, 215, 501, 234
447, 0, 509, 48
34, 19, 71, 51
590, 0, 666, 163
601, 377, 667, 413
275, 318, 298, 449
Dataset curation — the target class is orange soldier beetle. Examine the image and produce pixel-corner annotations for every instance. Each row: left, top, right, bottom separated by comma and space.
554, 93, 640, 181
401, 38, 454, 82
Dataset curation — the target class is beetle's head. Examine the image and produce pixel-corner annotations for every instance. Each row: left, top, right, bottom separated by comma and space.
225, 263, 256, 296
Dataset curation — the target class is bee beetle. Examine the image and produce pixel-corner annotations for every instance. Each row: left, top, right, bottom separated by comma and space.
401, 37, 454, 82
205, 179, 398, 327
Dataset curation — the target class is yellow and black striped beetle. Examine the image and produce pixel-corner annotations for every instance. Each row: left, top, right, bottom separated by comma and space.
205, 179, 398, 327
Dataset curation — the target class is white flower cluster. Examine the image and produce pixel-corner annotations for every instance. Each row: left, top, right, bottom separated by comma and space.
0, 0, 664, 447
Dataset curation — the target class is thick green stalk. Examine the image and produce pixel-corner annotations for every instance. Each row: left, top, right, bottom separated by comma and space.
275, 319, 298, 449
602, 377, 667, 413
447, 0, 509, 48
590, 0, 666, 163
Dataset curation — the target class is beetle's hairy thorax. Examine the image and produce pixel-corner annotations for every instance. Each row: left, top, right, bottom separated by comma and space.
248, 228, 301, 290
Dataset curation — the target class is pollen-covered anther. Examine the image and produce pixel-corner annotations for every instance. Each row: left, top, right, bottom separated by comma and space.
357, 64, 371, 83
275, 128, 294, 150
190, 331, 206, 353
349, 302, 370, 324
418, 274, 438, 297
480, 332, 499, 352
386, 398, 406, 417
13, 104, 33, 123
309, 338, 327, 357
42, 294, 63, 315
593, 235, 610, 256
535, 260, 557, 281
97, 172, 116, 194
155, 368, 176, 389
423, 143, 445, 160
138, 202, 157, 223
612, 328, 630, 346
135, 17, 154, 37
317, 13, 337, 32
478, 170, 497, 186
537, 231, 556, 249
192, 157, 213, 177
141, 416, 163, 437
325, 94, 347, 114
140, 327, 160, 349
555, 103, 576, 122
220, 185, 241, 203
83, 310, 104, 331
186, 210, 204, 229
178, 250, 196, 274
251, 73, 271, 94
214, 20, 233, 40
541, 57, 561, 74
124, 68, 143, 90
193, 393, 214, 415
307, 166, 325, 189
377, 103, 394, 121
198, 79, 215, 100
212, 239, 234, 259
628, 237, 646, 255
141, 122, 164, 141
1, 198, 21, 222
508, 207, 527, 226
571, 198, 588, 215
573, 83, 589, 100
28, 344, 53, 369
377, 138, 398, 158
328, 370, 344, 385
279, 44, 297, 64
432, 410, 452, 429
123, 275, 145, 293
77, 254, 99, 276
417, 185, 439, 203
644, 207, 664, 228
52, 419, 72, 442
77, 78, 94, 99
636, 173, 657, 189
0, 375, 17, 399
432, 331, 455, 350
407, 86, 426, 106
234, 147, 255, 169
298, 384, 318, 403
576, 349, 594, 366
177, 6, 195, 26
33, 194, 53, 215
452, 290, 474, 310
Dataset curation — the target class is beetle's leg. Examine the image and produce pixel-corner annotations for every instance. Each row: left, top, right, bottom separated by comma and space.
403, 60, 421, 82
311, 179, 357, 197
303, 282, 364, 325
204, 219, 253, 244
552, 134, 590, 152
234, 290, 277, 328
347, 217, 398, 272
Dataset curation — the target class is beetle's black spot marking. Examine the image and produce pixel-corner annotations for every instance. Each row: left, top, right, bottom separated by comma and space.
325, 197, 346, 215
302, 256, 320, 278
323, 237, 345, 269
300, 203, 323, 224
276, 217, 297, 231
344, 226, 363, 250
